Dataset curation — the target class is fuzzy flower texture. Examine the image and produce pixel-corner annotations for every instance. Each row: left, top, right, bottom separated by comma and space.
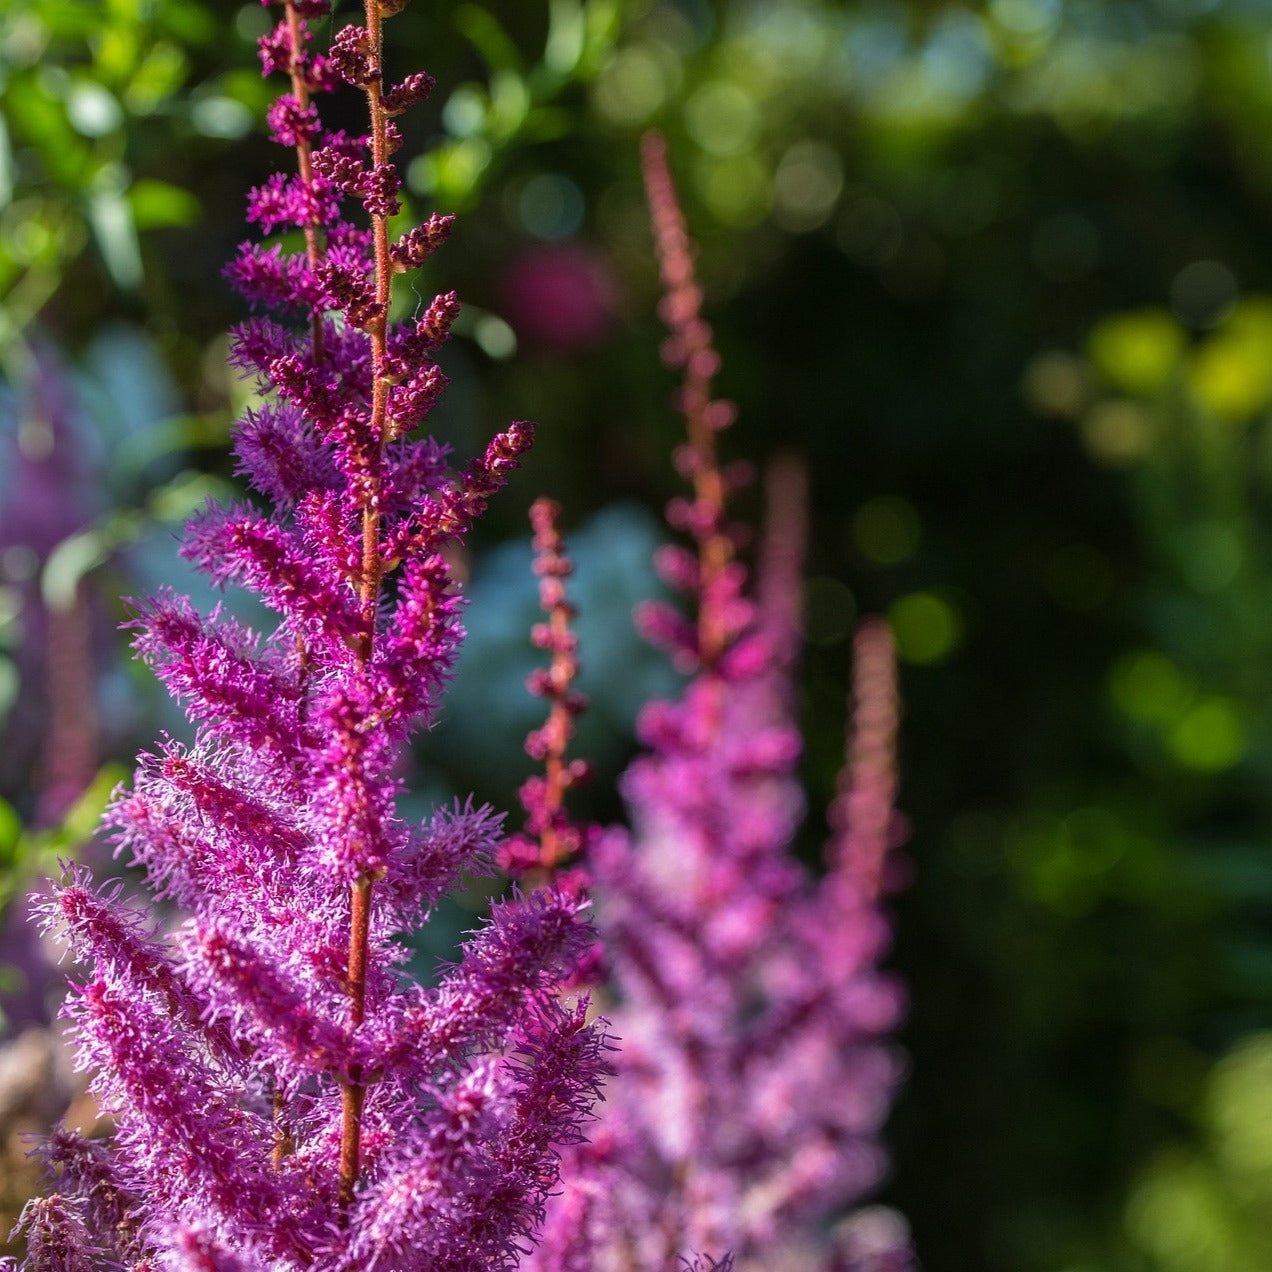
17, 2, 608, 1268
514, 138, 918, 1271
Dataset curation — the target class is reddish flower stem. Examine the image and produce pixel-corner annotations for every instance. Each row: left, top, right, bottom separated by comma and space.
831, 619, 902, 905
337, 878, 372, 1210
756, 453, 807, 677
272, 1087, 293, 1169
338, 0, 395, 1214
529, 498, 580, 874
271, 0, 331, 1175
284, 0, 325, 362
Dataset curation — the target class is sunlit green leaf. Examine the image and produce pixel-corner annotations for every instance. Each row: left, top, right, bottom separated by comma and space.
128, 178, 200, 229
454, 5, 523, 74
1088, 308, 1185, 397
66, 80, 123, 137
545, 0, 586, 77
41, 529, 112, 610
124, 40, 188, 115
87, 178, 143, 289
488, 70, 531, 141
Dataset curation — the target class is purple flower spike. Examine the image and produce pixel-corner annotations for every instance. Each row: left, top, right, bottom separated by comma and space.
22, 4, 603, 1268
501, 499, 595, 894
524, 136, 915, 1270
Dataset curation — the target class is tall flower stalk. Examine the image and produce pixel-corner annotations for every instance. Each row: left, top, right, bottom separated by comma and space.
523, 135, 916, 1270
17, 4, 606, 1268
500, 497, 593, 893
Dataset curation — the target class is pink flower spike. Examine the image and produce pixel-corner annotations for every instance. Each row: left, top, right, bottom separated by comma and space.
527, 135, 913, 1271
24, 5, 600, 1266
508, 499, 597, 883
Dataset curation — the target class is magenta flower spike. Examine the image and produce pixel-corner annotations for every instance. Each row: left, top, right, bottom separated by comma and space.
524, 136, 916, 1270
501, 498, 594, 892
18, 4, 607, 1269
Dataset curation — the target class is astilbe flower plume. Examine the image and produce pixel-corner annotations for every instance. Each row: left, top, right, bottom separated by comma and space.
522, 134, 916, 1271
16, 4, 607, 1268
500, 498, 594, 894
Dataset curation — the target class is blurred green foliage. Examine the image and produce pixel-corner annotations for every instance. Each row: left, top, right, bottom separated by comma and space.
410, 0, 622, 207
0, 767, 124, 908
1127, 1031, 1272, 1272
0, 0, 224, 350
10, 1, 1272, 1270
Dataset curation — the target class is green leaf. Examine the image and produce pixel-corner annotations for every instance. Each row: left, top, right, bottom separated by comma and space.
61, 764, 125, 844
128, 178, 200, 229
147, 470, 235, 523
0, 661, 16, 734
93, 22, 142, 86
41, 529, 112, 610
0, 798, 20, 864
455, 5, 523, 73
0, 113, 13, 206
124, 40, 188, 115
66, 80, 123, 138
488, 70, 531, 141
158, 1, 216, 45
1088, 308, 1185, 397
545, 0, 586, 77
520, 106, 574, 144
579, 0, 622, 76
87, 178, 143, 289
5, 76, 91, 186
